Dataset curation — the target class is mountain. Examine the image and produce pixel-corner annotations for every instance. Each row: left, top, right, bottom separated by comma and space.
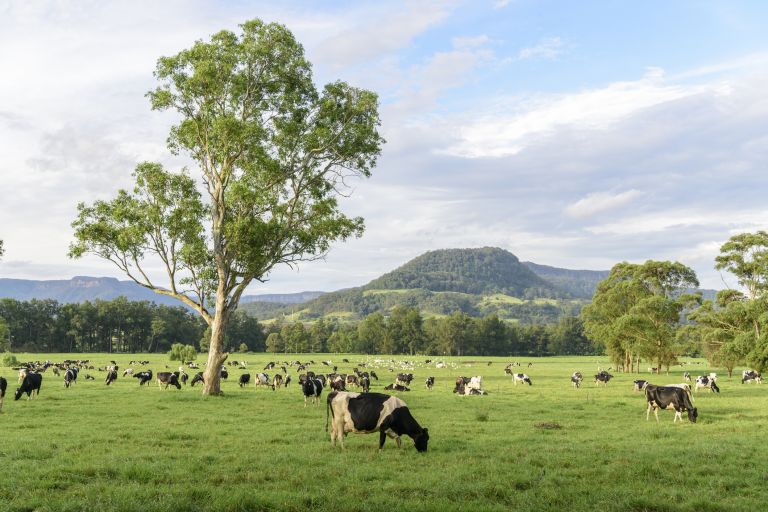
0, 276, 184, 305
240, 248, 607, 323
522, 262, 609, 299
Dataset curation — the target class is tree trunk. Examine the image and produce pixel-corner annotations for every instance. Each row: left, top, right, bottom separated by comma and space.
202, 313, 229, 395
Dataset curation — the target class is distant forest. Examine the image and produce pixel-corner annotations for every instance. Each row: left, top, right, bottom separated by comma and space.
0, 298, 598, 357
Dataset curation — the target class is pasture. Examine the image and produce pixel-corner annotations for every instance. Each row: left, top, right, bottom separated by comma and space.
1, 354, 767, 512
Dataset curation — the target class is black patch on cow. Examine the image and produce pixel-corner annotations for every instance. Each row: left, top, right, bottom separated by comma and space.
348, 393, 390, 432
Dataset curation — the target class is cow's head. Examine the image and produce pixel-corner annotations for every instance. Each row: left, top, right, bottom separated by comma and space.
14, 387, 24, 401
413, 427, 429, 452
687, 407, 698, 423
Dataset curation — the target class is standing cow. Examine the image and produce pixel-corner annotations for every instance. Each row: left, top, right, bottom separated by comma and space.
0, 376, 6, 411
15, 372, 43, 400
64, 368, 78, 388
303, 378, 324, 407
325, 391, 429, 451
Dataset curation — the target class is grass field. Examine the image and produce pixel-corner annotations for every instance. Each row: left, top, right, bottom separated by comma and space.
1, 353, 766, 512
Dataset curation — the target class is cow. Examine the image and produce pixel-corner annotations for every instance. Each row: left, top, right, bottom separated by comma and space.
179, 371, 189, 386
123, 368, 134, 377
346, 374, 359, 388
571, 372, 583, 388
360, 375, 371, 393
395, 373, 414, 387
284, 375, 292, 388
85, 374, 95, 381
513, 373, 532, 386
190, 372, 205, 387
325, 391, 429, 451
330, 375, 346, 391
134, 370, 153, 386
695, 376, 720, 393
0, 376, 6, 412
742, 370, 762, 384
425, 376, 435, 390
453, 376, 471, 394
64, 368, 78, 388
645, 384, 698, 423
157, 372, 182, 390
594, 371, 613, 386
633, 380, 649, 392
272, 374, 283, 390
15, 372, 42, 400
105, 370, 118, 386
254, 373, 270, 387
384, 383, 410, 392
239, 374, 251, 387
303, 378, 324, 407
369, 371, 379, 381
683, 371, 692, 382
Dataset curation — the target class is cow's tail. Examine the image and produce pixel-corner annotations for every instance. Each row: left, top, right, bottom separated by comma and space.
325, 391, 336, 432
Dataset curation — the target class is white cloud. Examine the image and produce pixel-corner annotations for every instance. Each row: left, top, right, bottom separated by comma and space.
565, 190, 643, 219
517, 37, 563, 60
452, 35, 490, 49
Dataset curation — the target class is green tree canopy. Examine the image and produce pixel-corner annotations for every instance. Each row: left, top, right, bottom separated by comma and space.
70, 19, 383, 395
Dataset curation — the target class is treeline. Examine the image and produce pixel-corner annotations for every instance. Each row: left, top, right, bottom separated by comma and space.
0, 297, 261, 354
263, 307, 598, 356
0, 297, 596, 356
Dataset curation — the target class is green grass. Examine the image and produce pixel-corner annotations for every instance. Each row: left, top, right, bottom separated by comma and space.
1, 353, 766, 511
479, 293, 526, 306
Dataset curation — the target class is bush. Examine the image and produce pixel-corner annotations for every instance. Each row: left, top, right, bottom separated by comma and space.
3, 352, 19, 367
238, 343, 248, 353
168, 343, 197, 362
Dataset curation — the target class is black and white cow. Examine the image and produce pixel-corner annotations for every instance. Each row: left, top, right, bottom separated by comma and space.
0, 376, 6, 412
15, 372, 42, 400
513, 373, 532, 386
284, 375, 292, 388
683, 371, 692, 382
633, 380, 649, 392
179, 371, 188, 386
105, 370, 118, 386
384, 383, 410, 392
695, 375, 720, 393
157, 372, 182, 390
571, 372, 583, 388
594, 371, 613, 386
369, 371, 379, 381
190, 372, 204, 387
360, 376, 370, 393
134, 370, 153, 386
272, 374, 283, 390
395, 373, 414, 387
303, 378, 324, 407
645, 384, 698, 423
425, 376, 435, 390
239, 373, 251, 387
64, 368, 78, 388
254, 373, 270, 388
325, 391, 429, 451
742, 370, 762, 384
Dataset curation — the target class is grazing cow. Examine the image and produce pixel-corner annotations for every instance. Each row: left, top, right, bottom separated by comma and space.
272, 374, 283, 390
239, 374, 251, 388
17, 368, 28, 383
453, 376, 471, 394
513, 373, 532, 386
645, 384, 698, 423
85, 374, 95, 381
571, 372, 583, 389
325, 391, 429, 451
384, 383, 410, 392
360, 375, 370, 393
123, 368, 134, 377
742, 370, 762, 384
64, 368, 78, 388
633, 380, 649, 392
395, 373, 414, 387
157, 372, 182, 390
15, 372, 43, 400
134, 370, 153, 386
683, 372, 692, 382
105, 370, 118, 386
254, 373, 270, 387
303, 378, 324, 407
284, 375, 292, 388
0, 376, 6, 412
346, 374, 359, 388
179, 371, 188, 386
190, 372, 205, 387
594, 371, 613, 386
330, 375, 346, 391
695, 376, 720, 393
369, 371, 379, 381
315, 374, 327, 386
425, 376, 435, 390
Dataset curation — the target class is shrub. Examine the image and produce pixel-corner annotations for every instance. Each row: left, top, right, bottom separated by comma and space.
238, 343, 248, 353
168, 343, 197, 362
3, 352, 19, 367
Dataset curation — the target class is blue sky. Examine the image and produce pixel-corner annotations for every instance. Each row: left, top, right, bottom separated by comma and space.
1, 0, 768, 294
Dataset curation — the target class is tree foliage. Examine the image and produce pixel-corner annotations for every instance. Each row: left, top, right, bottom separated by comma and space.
581, 261, 699, 372
168, 343, 197, 362
70, 19, 383, 394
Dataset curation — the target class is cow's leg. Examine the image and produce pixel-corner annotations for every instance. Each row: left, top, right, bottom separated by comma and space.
304, 395, 308, 408
654, 408, 659, 423
646, 403, 652, 421
379, 430, 387, 450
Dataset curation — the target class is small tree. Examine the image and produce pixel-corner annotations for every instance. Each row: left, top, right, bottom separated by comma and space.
169, 343, 197, 362
238, 342, 248, 353
2, 352, 18, 367
70, 20, 383, 395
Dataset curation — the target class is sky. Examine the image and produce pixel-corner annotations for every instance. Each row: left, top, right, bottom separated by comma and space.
2, 0, 768, 294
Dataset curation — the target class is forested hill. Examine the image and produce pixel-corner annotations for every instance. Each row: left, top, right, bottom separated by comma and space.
365, 247, 561, 297
521, 262, 609, 299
